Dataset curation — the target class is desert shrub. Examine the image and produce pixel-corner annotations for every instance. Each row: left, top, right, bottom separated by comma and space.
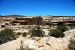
22, 32, 28, 37
17, 32, 22, 35
57, 25, 68, 32
16, 32, 22, 38
16, 32, 28, 37
30, 26, 45, 37
48, 25, 67, 38
68, 38, 75, 50
0, 29, 16, 44
70, 24, 75, 29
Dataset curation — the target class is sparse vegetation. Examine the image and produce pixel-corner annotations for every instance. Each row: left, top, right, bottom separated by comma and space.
0, 29, 16, 44
16, 32, 28, 37
48, 29, 65, 38
30, 26, 45, 37
48, 25, 67, 38
17, 32, 22, 35
22, 32, 28, 37
69, 24, 75, 29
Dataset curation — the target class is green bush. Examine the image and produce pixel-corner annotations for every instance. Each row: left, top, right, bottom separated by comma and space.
48, 25, 67, 38
30, 26, 45, 37
22, 32, 28, 37
16, 32, 28, 37
16, 32, 22, 38
0, 29, 16, 44
70, 24, 75, 29
17, 32, 22, 36
48, 29, 65, 38
57, 25, 68, 32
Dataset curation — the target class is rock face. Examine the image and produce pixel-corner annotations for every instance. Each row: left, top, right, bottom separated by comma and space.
30, 37, 69, 50
64, 29, 75, 40
0, 37, 69, 50
1, 29, 75, 50
25, 37, 68, 50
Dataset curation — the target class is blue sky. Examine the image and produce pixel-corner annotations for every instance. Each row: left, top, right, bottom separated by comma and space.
0, 0, 75, 16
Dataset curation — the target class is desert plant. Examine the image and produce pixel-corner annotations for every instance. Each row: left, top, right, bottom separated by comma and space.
48, 29, 65, 38
69, 24, 75, 29
30, 26, 45, 37
22, 32, 28, 37
15, 32, 22, 38
57, 25, 68, 32
17, 32, 22, 35
48, 25, 67, 38
0, 29, 16, 44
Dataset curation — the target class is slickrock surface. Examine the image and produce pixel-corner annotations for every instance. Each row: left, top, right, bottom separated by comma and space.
0, 37, 69, 50
64, 29, 75, 40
